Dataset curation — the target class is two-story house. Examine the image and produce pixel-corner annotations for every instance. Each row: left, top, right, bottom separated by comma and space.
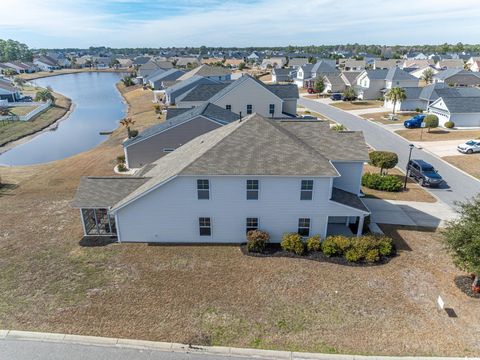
294, 61, 338, 88
73, 114, 370, 243
176, 64, 232, 82
356, 68, 419, 100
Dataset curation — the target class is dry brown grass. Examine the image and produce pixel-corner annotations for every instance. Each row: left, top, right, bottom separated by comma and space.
0, 81, 478, 356
396, 128, 480, 142
332, 100, 383, 110
362, 164, 437, 203
7, 105, 39, 116
362, 112, 418, 125
442, 154, 480, 179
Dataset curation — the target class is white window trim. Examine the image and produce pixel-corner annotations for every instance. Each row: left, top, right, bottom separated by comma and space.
300, 179, 314, 201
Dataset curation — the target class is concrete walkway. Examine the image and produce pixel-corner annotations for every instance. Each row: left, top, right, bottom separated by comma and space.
413, 139, 468, 157
0, 330, 474, 360
363, 198, 458, 227
347, 107, 386, 116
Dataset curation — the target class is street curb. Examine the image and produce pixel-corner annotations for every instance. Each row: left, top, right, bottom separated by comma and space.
1, 330, 478, 360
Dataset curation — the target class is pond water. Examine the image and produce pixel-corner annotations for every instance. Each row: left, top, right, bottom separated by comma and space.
0, 72, 126, 166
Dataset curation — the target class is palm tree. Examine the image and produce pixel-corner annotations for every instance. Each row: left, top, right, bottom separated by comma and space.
331, 124, 347, 131
120, 117, 136, 138
421, 68, 434, 84
34, 89, 55, 104
384, 87, 406, 115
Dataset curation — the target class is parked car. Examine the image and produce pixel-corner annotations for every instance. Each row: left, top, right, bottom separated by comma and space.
307, 88, 318, 94
407, 159, 444, 187
342, 94, 356, 101
330, 93, 342, 101
403, 114, 426, 129
457, 140, 480, 154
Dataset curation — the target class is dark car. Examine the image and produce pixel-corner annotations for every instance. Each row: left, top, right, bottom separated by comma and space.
330, 93, 342, 101
407, 159, 444, 187
403, 114, 426, 129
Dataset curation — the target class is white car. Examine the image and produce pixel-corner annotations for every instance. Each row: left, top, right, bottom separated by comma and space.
457, 140, 480, 154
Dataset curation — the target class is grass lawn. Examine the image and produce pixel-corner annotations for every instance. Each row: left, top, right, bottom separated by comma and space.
6, 105, 39, 116
0, 92, 71, 147
442, 153, 480, 179
331, 100, 383, 110
362, 112, 418, 125
395, 128, 480, 142
0, 81, 478, 356
362, 164, 437, 203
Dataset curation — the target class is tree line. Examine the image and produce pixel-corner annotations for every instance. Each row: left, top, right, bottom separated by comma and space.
0, 39, 33, 62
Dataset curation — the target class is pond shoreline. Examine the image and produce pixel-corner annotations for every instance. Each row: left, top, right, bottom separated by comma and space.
19, 68, 128, 81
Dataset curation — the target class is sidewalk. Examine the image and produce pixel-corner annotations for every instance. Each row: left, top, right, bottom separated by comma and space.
363, 198, 457, 227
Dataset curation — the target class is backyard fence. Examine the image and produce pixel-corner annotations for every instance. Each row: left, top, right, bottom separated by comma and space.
0, 100, 52, 122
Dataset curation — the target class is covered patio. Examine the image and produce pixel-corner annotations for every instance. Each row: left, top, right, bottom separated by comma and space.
72, 176, 147, 237
328, 187, 370, 237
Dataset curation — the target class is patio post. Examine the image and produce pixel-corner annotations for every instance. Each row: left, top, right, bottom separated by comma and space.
357, 215, 364, 237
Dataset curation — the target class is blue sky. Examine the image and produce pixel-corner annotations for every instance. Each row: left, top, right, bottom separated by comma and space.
2, 0, 480, 48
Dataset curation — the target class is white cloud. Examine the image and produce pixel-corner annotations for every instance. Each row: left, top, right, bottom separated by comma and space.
1, 0, 480, 47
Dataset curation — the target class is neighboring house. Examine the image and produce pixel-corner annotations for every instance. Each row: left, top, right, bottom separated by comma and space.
123, 102, 239, 168
404, 52, 428, 60
402, 59, 435, 69
409, 65, 439, 79
171, 57, 201, 68
288, 58, 309, 69
356, 68, 419, 100
148, 68, 185, 90
33, 56, 60, 71
164, 76, 220, 105
73, 114, 370, 242
0, 79, 21, 102
433, 69, 480, 86
246, 52, 261, 62
2, 61, 36, 73
260, 57, 287, 69
176, 64, 231, 82
373, 59, 402, 69
116, 58, 133, 68
466, 56, 480, 67
132, 56, 152, 66
294, 61, 338, 88
137, 60, 173, 80
340, 71, 362, 88
383, 87, 425, 112
206, 74, 299, 117
436, 59, 465, 70
323, 74, 346, 94
339, 59, 366, 71
175, 83, 230, 108
271, 67, 293, 83
470, 61, 480, 72
428, 94, 480, 127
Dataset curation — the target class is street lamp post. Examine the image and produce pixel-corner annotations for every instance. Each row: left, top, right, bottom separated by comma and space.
404, 144, 415, 190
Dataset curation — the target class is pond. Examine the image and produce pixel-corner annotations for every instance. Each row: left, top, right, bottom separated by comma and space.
0, 72, 126, 166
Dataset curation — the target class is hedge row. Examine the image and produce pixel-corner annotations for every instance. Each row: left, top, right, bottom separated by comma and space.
362, 172, 403, 192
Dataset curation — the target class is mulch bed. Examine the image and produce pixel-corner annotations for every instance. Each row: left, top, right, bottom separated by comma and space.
240, 243, 395, 267
454, 275, 480, 299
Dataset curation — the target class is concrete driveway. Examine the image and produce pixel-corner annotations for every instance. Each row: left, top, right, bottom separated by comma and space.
414, 139, 468, 157
363, 198, 457, 228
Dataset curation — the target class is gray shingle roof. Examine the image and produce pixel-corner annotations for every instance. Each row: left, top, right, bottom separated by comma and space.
331, 187, 369, 212
147, 68, 184, 83
439, 97, 480, 114
266, 84, 299, 99
165, 76, 219, 97
386, 67, 418, 82
113, 115, 358, 210
365, 69, 389, 80
341, 71, 362, 86
175, 83, 230, 102
434, 68, 464, 80
123, 102, 239, 147
72, 177, 148, 208
166, 108, 191, 119
177, 64, 231, 81
0, 79, 17, 92
400, 87, 424, 100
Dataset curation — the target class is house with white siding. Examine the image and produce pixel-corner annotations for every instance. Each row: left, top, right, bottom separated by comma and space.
356, 67, 419, 100
73, 114, 370, 243
176, 64, 231, 82
427, 88, 480, 127
294, 61, 338, 88
206, 74, 299, 117
433, 69, 480, 86
163, 76, 221, 105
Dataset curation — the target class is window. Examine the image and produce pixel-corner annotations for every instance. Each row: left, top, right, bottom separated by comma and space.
246, 218, 258, 233
246, 180, 259, 200
163, 148, 175, 153
197, 179, 210, 200
300, 180, 313, 200
247, 104, 253, 114
269, 104, 275, 115
199, 217, 211, 236
226, 104, 232, 111
298, 218, 310, 237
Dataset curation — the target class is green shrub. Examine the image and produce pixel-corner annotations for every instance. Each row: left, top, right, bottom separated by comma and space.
369, 151, 398, 174
415, 107, 423, 113
129, 129, 139, 138
281, 233, 305, 255
424, 114, 439, 132
246, 230, 270, 253
365, 249, 380, 263
444, 121, 455, 129
376, 236, 394, 256
116, 155, 125, 164
321, 235, 351, 256
306, 235, 322, 252
362, 172, 403, 192
117, 163, 128, 172
345, 248, 363, 262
